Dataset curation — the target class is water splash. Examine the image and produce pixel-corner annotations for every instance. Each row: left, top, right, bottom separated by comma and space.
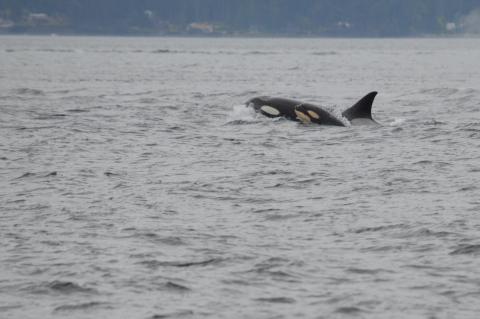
225, 104, 258, 124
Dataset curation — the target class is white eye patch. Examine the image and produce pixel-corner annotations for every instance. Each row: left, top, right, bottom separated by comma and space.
307, 110, 320, 120
294, 110, 311, 123
260, 105, 280, 116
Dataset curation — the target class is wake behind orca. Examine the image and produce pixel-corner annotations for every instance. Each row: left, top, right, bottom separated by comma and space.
246, 91, 378, 126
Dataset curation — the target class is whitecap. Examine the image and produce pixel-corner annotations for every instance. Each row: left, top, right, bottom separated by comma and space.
225, 104, 258, 124
389, 118, 406, 126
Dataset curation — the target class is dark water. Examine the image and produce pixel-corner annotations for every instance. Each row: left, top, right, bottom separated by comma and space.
1, 36, 480, 318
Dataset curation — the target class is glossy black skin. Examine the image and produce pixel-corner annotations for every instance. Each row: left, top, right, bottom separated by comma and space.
246, 96, 346, 126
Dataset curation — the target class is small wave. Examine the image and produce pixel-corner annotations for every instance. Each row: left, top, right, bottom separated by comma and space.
265, 213, 299, 221
91, 49, 125, 54
246, 258, 300, 280
12, 88, 45, 96
413, 160, 434, 165
352, 224, 406, 234
38, 49, 75, 53
165, 258, 220, 267
463, 88, 479, 94
420, 87, 480, 99
164, 281, 191, 292
0, 305, 22, 311
54, 301, 109, 312
14, 172, 36, 180
420, 87, 459, 97
47, 280, 96, 294
311, 51, 337, 56
67, 108, 89, 113
415, 51, 434, 55
459, 128, 480, 134
136, 233, 186, 246
335, 306, 364, 314
151, 49, 176, 54
139, 258, 221, 269
151, 49, 232, 55
138, 97, 158, 104
458, 185, 477, 192
44, 171, 57, 177
254, 297, 296, 304
411, 161, 451, 169
394, 227, 453, 238
23, 281, 97, 295
49, 89, 76, 95
423, 119, 446, 126
389, 118, 406, 126
244, 51, 278, 55
449, 244, 480, 255
345, 267, 388, 275
104, 171, 121, 177
35, 113, 67, 120
149, 310, 194, 319
2, 48, 79, 53
12, 171, 56, 180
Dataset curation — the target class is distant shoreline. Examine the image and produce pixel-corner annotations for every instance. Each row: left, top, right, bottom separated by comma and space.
0, 32, 477, 39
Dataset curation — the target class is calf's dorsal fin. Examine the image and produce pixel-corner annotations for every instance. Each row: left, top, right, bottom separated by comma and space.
342, 91, 377, 121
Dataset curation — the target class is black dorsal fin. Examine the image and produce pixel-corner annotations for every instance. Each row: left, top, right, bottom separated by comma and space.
342, 91, 377, 121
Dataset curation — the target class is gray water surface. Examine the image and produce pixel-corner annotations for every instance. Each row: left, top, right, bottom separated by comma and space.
1, 36, 480, 318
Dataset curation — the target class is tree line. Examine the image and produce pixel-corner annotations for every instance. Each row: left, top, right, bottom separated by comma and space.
0, 0, 479, 36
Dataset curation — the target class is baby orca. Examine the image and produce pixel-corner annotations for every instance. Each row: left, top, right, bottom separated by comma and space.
246, 91, 379, 126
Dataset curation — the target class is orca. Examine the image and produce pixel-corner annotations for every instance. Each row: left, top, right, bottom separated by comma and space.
246, 91, 378, 126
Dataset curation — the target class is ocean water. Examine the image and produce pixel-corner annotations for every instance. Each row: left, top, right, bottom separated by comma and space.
1, 36, 480, 319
